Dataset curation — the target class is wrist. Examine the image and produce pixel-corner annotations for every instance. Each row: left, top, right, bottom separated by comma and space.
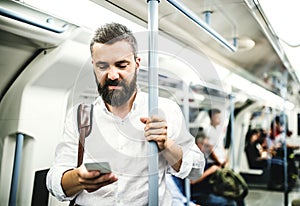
62, 168, 83, 197
162, 139, 182, 172
164, 137, 173, 151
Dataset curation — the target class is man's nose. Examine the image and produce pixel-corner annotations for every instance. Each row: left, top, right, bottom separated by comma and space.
107, 66, 119, 80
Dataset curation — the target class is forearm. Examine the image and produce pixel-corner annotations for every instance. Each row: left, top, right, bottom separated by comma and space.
191, 171, 210, 184
210, 151, 222, 165
61, 168, 83, 197
191, 165, 219, 184
162, 138, 183, 172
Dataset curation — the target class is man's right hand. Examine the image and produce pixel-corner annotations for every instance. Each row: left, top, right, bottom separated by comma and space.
61, 164, 118, 196
77, 164, 118, 193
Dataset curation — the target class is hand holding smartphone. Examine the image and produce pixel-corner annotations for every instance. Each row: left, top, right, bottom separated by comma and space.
84, 162, 111, 174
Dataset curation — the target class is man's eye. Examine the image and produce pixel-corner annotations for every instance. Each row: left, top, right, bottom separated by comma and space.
116, 63, 128, 68
97, 65, 108, 70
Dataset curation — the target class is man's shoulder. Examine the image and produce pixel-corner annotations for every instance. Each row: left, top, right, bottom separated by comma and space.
138, 91, 179, 107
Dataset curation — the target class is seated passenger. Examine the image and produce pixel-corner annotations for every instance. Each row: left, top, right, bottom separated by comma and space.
166, 174, 199, 206
267, 116, 298, 190
245, 129, 268, 169
268, 116, 299, 156
189, 131, 244, 206
204, 109, 228, 168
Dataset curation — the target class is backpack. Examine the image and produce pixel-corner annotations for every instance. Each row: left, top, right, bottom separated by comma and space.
208, 168, 248, 200
69, 103, 93, 206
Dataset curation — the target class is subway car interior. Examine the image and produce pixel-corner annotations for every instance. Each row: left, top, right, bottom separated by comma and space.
1, 0, 300, 205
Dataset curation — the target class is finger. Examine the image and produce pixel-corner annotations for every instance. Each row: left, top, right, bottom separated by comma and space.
146, 134, 166, 142
141, 116, 165, 124
84, 178, 117, 192
149, 115, 164, 122
144, 128, 167, 137
78, 166, 101, 179
145, 121, 167, 130
80, 173, 116, 184
140, 117, 149, 124
79, 173, 118, 189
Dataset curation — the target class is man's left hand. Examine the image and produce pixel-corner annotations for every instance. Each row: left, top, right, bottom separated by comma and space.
140, 115, 168, 151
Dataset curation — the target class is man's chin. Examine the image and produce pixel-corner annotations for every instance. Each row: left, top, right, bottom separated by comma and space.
108, 86, 122, 90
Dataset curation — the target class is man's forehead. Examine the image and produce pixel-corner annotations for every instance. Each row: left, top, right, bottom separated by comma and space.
92, 41, 134, 62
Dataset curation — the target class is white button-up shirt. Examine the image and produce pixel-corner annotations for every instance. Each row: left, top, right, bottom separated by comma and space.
47, 91, 204, 206
204, 124, 227, 164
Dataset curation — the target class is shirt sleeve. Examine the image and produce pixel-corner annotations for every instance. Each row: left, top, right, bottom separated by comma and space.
168, 142, 205, 180
46, 106, 79, 201
163, 99, 205, 180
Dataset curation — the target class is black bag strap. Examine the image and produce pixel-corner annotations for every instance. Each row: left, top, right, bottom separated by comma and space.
69, 103, 93, 206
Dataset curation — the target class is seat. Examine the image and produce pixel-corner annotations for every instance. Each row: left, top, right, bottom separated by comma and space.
239, 151, 269, 185
31, 169, 50, 206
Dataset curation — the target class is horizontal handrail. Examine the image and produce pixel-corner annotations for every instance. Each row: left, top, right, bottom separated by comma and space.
0, 7, 68, 33
166, 0, 237, 52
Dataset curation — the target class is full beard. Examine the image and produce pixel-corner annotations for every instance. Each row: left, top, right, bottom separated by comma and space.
97, 71, 137, 107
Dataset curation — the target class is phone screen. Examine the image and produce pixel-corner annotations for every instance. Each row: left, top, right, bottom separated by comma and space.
84, 162, 111, 174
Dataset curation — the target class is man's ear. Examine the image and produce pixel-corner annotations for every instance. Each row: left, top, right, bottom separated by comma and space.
135, 57, 141, 70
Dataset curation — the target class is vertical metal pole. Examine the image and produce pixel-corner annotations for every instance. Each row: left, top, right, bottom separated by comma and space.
183, 82, 190, 206
147, 0, 159, 205
229, 95, 235, 169
9, 133, 24, 206
281, 71, 288, 206
283, 112, 288, 206
237, 123, 245, 169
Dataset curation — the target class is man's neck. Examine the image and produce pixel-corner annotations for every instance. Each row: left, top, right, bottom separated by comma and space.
211, 123, 218, 128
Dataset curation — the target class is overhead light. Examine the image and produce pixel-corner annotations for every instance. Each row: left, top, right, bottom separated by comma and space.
281, 43, 300, 80
258, 0, 300, 80
224, 71, 294, 110
225, 73, 252, 91
24, 0, 146, 32
237, 37, 255, 52
258, 0, 300, 46
284, 101, 294, 110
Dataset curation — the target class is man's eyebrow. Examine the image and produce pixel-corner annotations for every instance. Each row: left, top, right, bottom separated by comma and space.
95, 61, 108, 66
115, 59, 130, 64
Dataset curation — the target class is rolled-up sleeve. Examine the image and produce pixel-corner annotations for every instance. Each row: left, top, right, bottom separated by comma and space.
164, 99, 205, 179
168, 142, 205, 180
46, 107, 79, 201
47, 166, 76, 201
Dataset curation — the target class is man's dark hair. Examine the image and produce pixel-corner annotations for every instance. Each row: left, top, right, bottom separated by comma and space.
195, 131, 206, 144
208, 108, 221, 119
90, 22, 138, 57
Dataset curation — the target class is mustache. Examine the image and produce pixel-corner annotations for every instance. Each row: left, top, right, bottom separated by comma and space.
105, 79, 120, 87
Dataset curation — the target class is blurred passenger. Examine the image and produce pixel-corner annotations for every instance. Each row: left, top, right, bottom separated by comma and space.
189, 131, 241, 206
166, 174, 199, 206
269, 115, 298, 152
267, 115, 298, 190
204, 108, 228, 168
268, 115, 285, 151
244, 129, 268, 169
